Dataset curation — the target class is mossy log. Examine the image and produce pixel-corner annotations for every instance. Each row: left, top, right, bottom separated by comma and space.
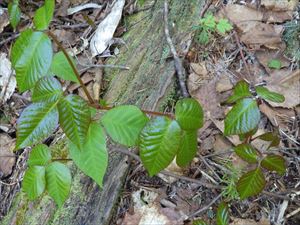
1, 1, 204, 224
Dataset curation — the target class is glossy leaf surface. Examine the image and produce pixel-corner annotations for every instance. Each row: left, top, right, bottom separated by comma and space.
16, 101, 59, 149
234, 144, 258, 164
101, 105, 149, 146
139, 117, 181, 176
23, 166, 46, 200
50, 51, 78, 83
46, 162, 71, 207
226, 80, 251, 104
33, 0, 55, 30
216, 202, 229, 225
224, 98, 260, 135
69, 123, 108, 187
261, 154, 286, 176
175, 98, 203, 130
255, 86, 285, 103
28, 144, 51, 166
256, 132, 280, 149
176, 130, 198, 167
32, 77, 63, 103
237, 168, 265, 200
11, 29, 52, 92
58, 95, 90, 147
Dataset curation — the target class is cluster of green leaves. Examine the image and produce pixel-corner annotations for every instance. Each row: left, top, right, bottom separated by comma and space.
23, 145, 71, 207
195, 13, 233, 45
9, 0, 205, 207
224, 80, 286, 200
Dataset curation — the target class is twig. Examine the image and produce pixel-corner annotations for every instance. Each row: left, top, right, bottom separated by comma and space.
79, 63, 130, 73
188, 193, 223, 219
233, 32, 252, 82
0, 33, 20, 47
199, 0, 212, 18
46, 31, 95, 104
163, 0, 190, 98
111, 148, 222, 189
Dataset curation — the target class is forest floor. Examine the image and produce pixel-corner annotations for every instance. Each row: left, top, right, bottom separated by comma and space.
0, 0, 299, 225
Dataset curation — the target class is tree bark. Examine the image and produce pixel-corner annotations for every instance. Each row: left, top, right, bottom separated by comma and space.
0, 0, 205, 224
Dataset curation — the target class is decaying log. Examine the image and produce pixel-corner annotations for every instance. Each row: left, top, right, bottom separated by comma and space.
0, 1, 205, 224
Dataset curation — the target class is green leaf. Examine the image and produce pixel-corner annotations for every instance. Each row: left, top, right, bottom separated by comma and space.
255, 86, 285, 103
239, 127, 258, 141
46, 162, 71, 207
33, 0, 55, 30
216, 202, 229, 225
226, 80, 251, 104
234, 144, 258, 164
28, 144, 51, 166
69, 122, 108, 187
193, 219, 208, 225
175, 98, 204, 130
216, 19, 233, 34
8, 0, 21, 30
256, 132, 280, 149
176, 130, 198, 167
201, 14, 216, 29
16, 101, 59, 150
22, 166, 46, 200
101, 105, 149, 146
224, 98, 260, 135
198, 29, 210, 45
268, 59, 282, 69
237, 168, 265, 200
50, 51, 78, 83
58, 95, 90, 148
32, 77, 63, 103
11, 29, 53, 92
261, 154, 286, 176
139, 117, 182, 176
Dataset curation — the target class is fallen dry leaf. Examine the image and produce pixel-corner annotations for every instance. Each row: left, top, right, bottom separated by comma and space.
256, 49, 290, 74
216, 76, 233, 93
231, 217, 270, 225
265, 70, 300, 108
0, 7, 9, 34
240, 22, 283, 49
122, 188, 184, 225
0, 134, 16, 178
90, 0, 125, 56
261, 0, 299, 11
0, 53, 16, 103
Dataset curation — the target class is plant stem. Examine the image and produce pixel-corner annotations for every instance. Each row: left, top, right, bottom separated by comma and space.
46, 30, 95, 104
90, 103, 174, 118
47, 31, 173, 118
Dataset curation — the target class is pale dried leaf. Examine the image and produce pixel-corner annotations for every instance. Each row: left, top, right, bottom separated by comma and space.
0, 134, 16, 177
67, 3, 103, 15
90, 0, 125, 56
0, 8, 9, 33
0, 53, 16, 102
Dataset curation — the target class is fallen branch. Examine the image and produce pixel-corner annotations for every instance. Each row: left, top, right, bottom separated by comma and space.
163, 0, 190, 98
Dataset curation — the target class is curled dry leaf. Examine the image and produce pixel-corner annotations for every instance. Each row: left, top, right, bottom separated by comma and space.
90, 0, 125, 56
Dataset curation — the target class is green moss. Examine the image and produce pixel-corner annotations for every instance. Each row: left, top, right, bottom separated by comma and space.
283, 20, 300, 64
